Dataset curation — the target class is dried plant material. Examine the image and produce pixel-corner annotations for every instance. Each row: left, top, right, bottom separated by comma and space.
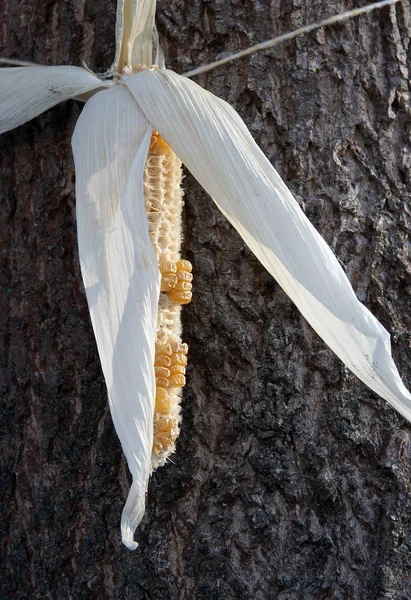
0, 0, 409, 551
144, 130, 191, 469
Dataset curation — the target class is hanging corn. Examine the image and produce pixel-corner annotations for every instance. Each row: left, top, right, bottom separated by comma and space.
0, 0, 409, 551
144, 130, 192, 465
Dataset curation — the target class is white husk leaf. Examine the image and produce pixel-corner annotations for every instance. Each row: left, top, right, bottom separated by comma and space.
0, 66, 111, 134
123, 68, 411, 423
108, 0, 156, 75
72, 85, 160, 550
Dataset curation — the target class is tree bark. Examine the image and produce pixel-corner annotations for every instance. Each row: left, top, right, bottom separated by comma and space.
1, 1, 411, 598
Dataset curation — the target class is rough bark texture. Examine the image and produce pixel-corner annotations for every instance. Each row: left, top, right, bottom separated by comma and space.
1, 1, 411, 598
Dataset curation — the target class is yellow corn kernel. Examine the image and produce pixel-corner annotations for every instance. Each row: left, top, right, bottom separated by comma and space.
161, 273, 178, 292
159, 261, 177, 274
169, 374, 186, 388
156, 376, 169, 388
155, 392, 171, 413
149, 131, 171, 156
155, 343, 172, 356
156, 386, 168, 401
170, 352, 188, 366
155, 366, 171, 379
155, 415, 174, 433
169, 365, 185, 376
176, 270, 193, 282
168, 290, 192, 305
154, 355, 171, 368
174, 281, 192, 292
176, 259, 192, 273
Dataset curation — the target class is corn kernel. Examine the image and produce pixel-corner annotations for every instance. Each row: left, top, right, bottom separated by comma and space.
169, 365, 185, 375
155, 415, 174, 433
161, 273, 178, 292
168, 290, 192, 304
156, 376, 169, 388
159, 261, 177, 274
176, 259, 192, 273
155, 393, 171, 413
155, 366, 171, 378
172, 342, 188, 354
155, 355, 171, 368
155, 343, 172, 356
174, 281, 192, 292
170, 353, 188, 366
176, 271, 193, 282
149, 131, 171, 156
169, 374, 186, 388
156, 386, 168, 401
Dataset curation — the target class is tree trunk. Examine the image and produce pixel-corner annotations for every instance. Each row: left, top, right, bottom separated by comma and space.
1, 1, 411, 598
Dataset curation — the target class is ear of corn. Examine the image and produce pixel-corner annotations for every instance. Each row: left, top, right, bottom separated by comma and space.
144, 131, 192, 468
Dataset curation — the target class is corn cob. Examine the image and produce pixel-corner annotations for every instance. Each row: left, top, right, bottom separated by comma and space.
144, 131, 192, 469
